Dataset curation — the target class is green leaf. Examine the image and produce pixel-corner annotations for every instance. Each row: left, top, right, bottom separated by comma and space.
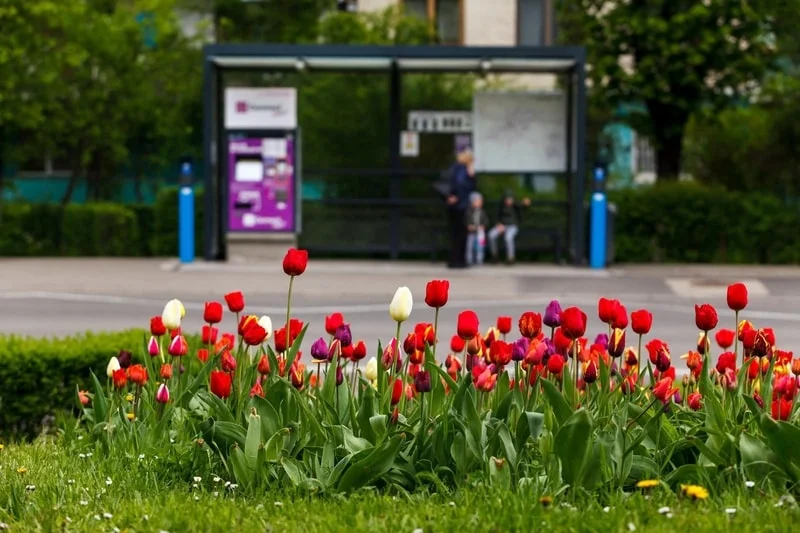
336, 435, 404, 492
514, 411, 544, 451
540, 378, 573, 427
89, 371, 108, 423
244, 410, 262, 469
496, 424, 518, 469
554, 408, 592, 489
264, 428, 290, 462
281, 457, 307, 487
250, 395, 281, 441
207, 420, 247, 450
488, 456, 512, 490
356, 385, 378, 443
229, 445, 253, 487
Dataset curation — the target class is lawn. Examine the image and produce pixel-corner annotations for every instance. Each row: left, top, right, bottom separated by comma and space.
1, 441, 797, 533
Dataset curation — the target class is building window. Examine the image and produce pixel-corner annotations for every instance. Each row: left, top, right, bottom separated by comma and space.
518, 0, 555, 46
402, 0, 462, 45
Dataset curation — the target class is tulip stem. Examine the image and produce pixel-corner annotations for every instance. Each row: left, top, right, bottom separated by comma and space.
285, 276, 294, 353
637, 334, 643, 385
572, 342, 579, 409
734, 310, 740, 367
432, 308, 440, 362
627, 396, 659, 431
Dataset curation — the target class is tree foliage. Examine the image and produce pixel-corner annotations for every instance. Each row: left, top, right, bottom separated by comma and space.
556, 0, 796, 181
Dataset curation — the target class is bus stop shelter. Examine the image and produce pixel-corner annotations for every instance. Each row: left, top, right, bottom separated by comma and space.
203, 44, 587, 265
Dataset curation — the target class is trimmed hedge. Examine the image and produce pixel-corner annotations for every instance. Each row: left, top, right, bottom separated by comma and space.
0, 330, 150, 439
1, 182, 799, 263
611, 182, 800, 264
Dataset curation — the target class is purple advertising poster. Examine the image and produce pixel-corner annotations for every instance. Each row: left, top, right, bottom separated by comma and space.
227, 135, 296, 233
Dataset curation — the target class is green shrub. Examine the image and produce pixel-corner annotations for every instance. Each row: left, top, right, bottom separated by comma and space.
130, 204, 156, 256
60, 203, 140, 256
611, 182, 800, 264
0, 330, 150, 439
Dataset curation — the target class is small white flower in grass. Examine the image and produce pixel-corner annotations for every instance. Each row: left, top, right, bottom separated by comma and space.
25, 485, 36, 492
194, 496, 200, 502
113, 527, 121, 533
213, 476, 221, 483
213, 491, 219, 497
658, 507, 670, 515
224, 481, 231, 488
78, 453, 86, 459
158, 530, 171, 533
274, 501, 283, 507
170, 438, 176, 444
449, 501, 456, 507
67, 479, 74, 485
228, 484, 238, 491
413, 529, 423, 533
86, 452, 93, 458
105, 477, 112, 486
77, 436, 83, 441
193, 476, 202, 483
139, 454, 145, 460
0, 523, 8, 531
102, 512, 113, 520
666, 513, 674, 519
80, 500, 89, 506
603, 506, 611, 513
745, 480, 755, 489
93, 515, 100, 521
143, 515, 149, 521
725, 508, 737, 515
627, 523, 636, 532
65, 517, 72, 524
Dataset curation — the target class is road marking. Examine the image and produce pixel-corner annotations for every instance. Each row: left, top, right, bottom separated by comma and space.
665, 278, 769, 298
2, 290, 800, 322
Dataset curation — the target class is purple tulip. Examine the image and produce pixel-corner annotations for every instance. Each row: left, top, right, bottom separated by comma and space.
593, 333, 609, 350
414, 370, 431, 393
336, 365, 344, 387
311, 337, 328, 362
117, 350, 132, 369
335, 324, 352, 348
541, 338, 556, 364
512, 338, 529, 362
543, 300, 562, 328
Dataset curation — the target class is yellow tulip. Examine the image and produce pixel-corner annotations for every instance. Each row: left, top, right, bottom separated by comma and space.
364, 357, 378, 381
162, 299, 184, 330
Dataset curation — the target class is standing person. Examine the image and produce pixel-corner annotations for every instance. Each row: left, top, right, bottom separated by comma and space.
488, 189, 531, 265
464, 192, 489, 266
445, 148, 476, 269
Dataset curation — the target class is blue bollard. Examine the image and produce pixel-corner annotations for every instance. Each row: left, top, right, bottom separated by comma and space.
179, 185, 195, 263
589, 191, 607, 269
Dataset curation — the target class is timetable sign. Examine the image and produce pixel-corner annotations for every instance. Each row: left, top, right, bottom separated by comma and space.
408, 111, 472, 133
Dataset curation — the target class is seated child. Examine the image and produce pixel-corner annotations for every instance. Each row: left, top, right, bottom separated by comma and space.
464, 191, 489, 266
488, 189, 531, 264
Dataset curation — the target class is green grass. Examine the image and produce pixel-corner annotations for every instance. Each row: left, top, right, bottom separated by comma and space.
1, 441, 798, 532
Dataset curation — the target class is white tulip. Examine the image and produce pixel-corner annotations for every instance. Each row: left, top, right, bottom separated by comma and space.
364, 357, 378, 381
389, 286, 413, 323
106, 356, 121, 377
162, 299, 185, 330
257, 315, 273, 339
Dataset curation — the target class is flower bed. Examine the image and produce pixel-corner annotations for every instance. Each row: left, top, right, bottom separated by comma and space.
75, 248, 800, 496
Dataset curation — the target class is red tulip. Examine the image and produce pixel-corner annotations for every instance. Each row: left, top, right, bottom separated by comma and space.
772, 397, 793, 421
127, 364, 148, 386
496, 316, 512, 335
282, 248, 309, 276
160, 363, 173, 380
203, 301, 223, 324
390, 378, 403, 406
210, 370, 232, 398
112, 368, 127, 389
352, 340, 368, 361
224, 291, 245, 313
653, 377, 678, 403
694, 304, 718, 331
250, 381, 265, 398
611, 304, 628, 330
726, 282, 748, 311
597, 298, 619, 324
168, 335, 188, 357
150, 316, 167, 336
197, 348, 209, 363
560, 307, 587, 340
220, 350, 237, 372
715, 328, 735, 350
688, 392, 703, 411
424, 279, 450, 308
583, 360, 598, 384
716, 351, 736, 374
201, 325, 219, 345
457, 310, 480, 340
547, 354, 565, 375
325, 313, 344, 336
257, 355, 271, 375
608, 329, 626, 358
553, 327, 572, 355
630, 309, 653, 335
518, 311, 542, 338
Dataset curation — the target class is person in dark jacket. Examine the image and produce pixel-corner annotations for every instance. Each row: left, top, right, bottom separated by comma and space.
464, 192, 489, 266
445, 148, 476, 268
488, 189, 531, 264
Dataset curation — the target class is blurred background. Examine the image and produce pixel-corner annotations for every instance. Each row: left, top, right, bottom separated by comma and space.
1, 0, 799, 264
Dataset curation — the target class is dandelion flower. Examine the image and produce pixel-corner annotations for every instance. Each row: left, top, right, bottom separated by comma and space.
126, 413, 135, 421
0, 444, 4, 451
636, 479, 659, 489
680, 484, 709, 501
539, 496, 553, 507
17, 467, 27, 474
125, 393, 134, 402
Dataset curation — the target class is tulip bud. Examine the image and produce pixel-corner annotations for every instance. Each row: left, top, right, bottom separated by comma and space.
583, 360, 598, 384
511, 338, 529, 362
791, 358, 800, 377
334, 324, 352, 348
364, 357, 378, 382
156, 383, 170, 404
352, 340, 367, 361
403, 333, 416, 356
257, 355, 271, 375
390, 378, 403, 406
106, 356, 121, 377
414, 370, 431, 393
168, 335, 188, 357
390, 407, 399, 425
78, 390, 90, 407
250, 381, 265, 398
160, 363, 173, 380
608, 329, 625, 358
148, 336, 160, 357
687, 392, 702, 411
311, 337, 329, 362
389, 286, 413, 323
467, 336, 482, 356
197, 348, 209, 363
336, 365, 344, 387
221, 350, 237, 372
161, 299, 185, 331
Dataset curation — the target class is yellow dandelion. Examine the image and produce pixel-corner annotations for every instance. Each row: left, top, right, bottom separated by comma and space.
17, 467, 27, 474
680, 484, 709, 501
125, 393, 134, 402
539, 496, 553, 507
636, 479, 659, 489
126, 412, 136, 421
0, 444, 4, 451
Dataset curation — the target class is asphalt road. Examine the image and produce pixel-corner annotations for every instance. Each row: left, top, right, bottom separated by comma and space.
3, 258, 800, 373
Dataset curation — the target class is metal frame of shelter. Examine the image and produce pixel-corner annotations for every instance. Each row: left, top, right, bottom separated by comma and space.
203, 44, 587, 265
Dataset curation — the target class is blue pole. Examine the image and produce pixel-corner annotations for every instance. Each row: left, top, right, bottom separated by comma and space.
589, 167, 607, 269
179, 162, 195, 263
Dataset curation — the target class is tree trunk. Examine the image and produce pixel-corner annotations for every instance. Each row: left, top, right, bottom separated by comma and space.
654, 132, 684, 182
